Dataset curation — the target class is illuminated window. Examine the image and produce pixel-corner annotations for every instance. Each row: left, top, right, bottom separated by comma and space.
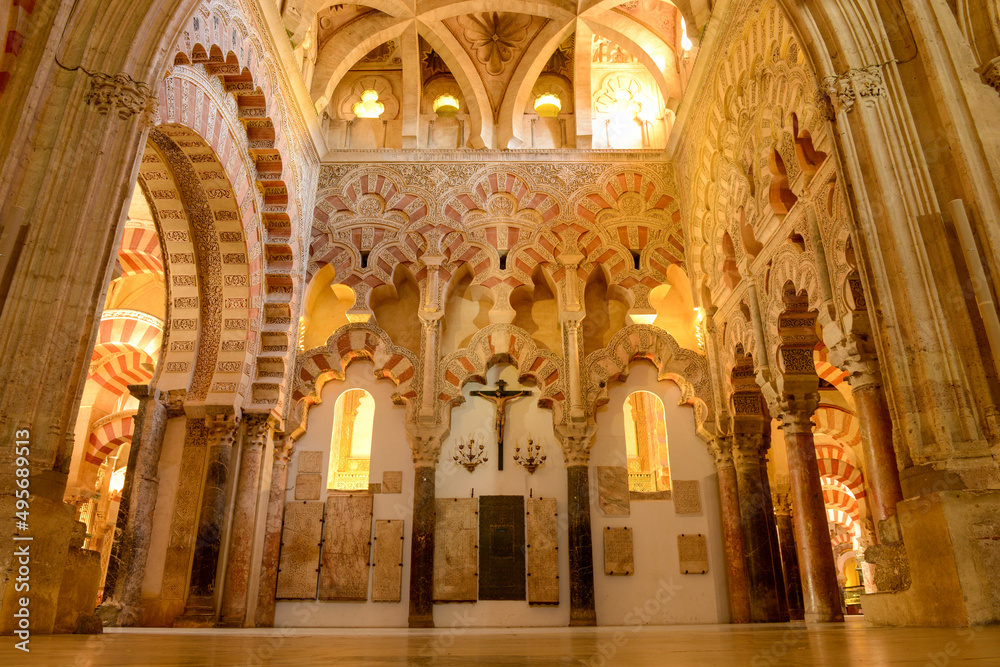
622, 391, 670, 492
328, 388, 375, 490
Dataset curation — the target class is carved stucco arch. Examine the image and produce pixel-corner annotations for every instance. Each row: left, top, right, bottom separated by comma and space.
584, 324, 714, 440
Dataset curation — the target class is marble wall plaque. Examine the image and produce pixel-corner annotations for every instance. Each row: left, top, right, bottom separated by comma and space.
294, 473, 322, 500
433, 498, 478, 602
526, 497, 559, 605
368, 482, 382, 494
382, 470, 403, 494
597, 466, 631, 515
275, 501, 324, 599
672, 480, 702, 514
372, 519, 404, 602
603, 526, 634, 576
298, 450, 323, 474
318, 494, 373, 601
678, 533, 709, 574
479, 495, 526, 600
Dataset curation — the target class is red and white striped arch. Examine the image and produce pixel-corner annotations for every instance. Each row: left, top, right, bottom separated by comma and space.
89, 311, 164, 395
118, 226, 164, 277
813, 405, 861, 448
813, 343, 849, 387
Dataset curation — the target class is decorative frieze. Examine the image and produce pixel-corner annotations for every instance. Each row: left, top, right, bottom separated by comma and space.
84, 71, 156, 120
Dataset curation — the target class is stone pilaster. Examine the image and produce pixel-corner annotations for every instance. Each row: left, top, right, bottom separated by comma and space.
732, 433, 781, 622
220, 414, 270, 627
176, 410, 240, 626
780, 396, 843, 623
254, 434, 293, 627
710, 437, 751, 623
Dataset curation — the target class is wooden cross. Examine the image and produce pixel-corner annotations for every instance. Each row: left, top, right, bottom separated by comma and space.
470, 379, 531, 470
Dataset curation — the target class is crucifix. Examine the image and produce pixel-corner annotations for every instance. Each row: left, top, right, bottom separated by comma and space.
471, 379, 531, 470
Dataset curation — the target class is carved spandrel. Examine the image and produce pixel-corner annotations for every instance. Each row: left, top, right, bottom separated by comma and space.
275, 501, 324, 599
372, 519, 404, 603
526, 497, 559, 605
603, 527, 634, 576
597, 466, 631, 516
318, 495, 373, 601
678, 533, 709, 575
433, 498, 478, 602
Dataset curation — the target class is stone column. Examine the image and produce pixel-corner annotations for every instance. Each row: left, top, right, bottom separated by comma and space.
407, 432, 441, 628
254, 433, 293, 628
781, 397, 843, 623
100, 386, 181, 626
557, 426, 597, 627
773, 493, 804, 620
710, 437, 751, 623
849, 369, 903, 529
758, 443, 789, 622
732, 433, 781, 622
220, 414, 270, 627
177, 410, 240, 625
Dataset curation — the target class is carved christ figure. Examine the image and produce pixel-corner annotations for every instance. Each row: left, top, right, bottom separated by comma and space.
471, 379, 531, 470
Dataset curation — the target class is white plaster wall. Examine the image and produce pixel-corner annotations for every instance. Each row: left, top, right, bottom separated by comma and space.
276, 361, 413, 627
434, 364, 571, 628
591, 361, 729, 624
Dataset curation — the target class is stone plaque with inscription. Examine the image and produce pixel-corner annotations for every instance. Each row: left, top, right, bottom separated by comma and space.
275, 501, 324, 599
672, 480, 702, 515
526, 497, 559, 605
597, 466, 631, 515
382, 470, 403, 494
295, 473, 322, 500
678, 533, 709, 574
603, 526, 634, 576
318, 494, 373, 601
298, 450, 323, 474
372, 519, 404, 602
479, 495, 526, 600
433, 498, 478, 602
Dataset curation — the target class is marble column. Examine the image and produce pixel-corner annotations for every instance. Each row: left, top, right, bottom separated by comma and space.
567, 463, 597, 626
408, 465, 436, 628
758, 444, 789, 622
711, 437, 751, 624
100, 386, 181, 626
781, 397, 844, 623
850, 370, 903, 529
774, 493, 804, 620
178, 410, 240, 624
220, 414, 270, 627
254, 433, 293, 628
733, 433, 781, 622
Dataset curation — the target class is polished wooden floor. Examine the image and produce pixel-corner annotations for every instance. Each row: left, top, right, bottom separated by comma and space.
7, 617, 1000, 666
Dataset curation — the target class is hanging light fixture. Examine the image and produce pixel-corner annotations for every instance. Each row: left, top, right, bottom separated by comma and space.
433, 94, 460, 117
534, 93, 561, 117
352, 89, 385, 118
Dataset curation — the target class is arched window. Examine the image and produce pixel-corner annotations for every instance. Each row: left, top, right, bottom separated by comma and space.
327, 388, 375, 490
622, 390, 670, 492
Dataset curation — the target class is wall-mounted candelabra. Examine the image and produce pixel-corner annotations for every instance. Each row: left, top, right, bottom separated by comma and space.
453, 434, 488, 472
514, 436, 546, 474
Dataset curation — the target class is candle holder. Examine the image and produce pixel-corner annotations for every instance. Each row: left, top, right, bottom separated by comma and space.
513, 436, 546, 474
453, 434, 488, 472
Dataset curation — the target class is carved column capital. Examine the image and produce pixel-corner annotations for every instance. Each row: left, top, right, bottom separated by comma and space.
773, 492, 793, 517
410, 434, 442, 468
778, 393, 819, 435
272, 433, 294, 465
243, 413, 271, 449
820, 64, 888, 115
205, 410, 240, 447
827, 333, 883, 392
164, 389, 187, 418
732, 432, 765, 464
555, 423, 596, 466
84, 71, 157, 121
709, 436, 736, 469
982, 57, 1000, 95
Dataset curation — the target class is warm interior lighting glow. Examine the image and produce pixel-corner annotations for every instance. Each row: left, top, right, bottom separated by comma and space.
630, 313, 658, 325
109, 467, 126, 496
352, 89, 385, 118
534, 93, 562, 117
612, 89, 641, 120
433, 94, 460, 117
681, 18, 693, 53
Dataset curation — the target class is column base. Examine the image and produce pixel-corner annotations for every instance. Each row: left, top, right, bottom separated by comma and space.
173, 595, 218, 628
569, 614, 597, 627
408, 615, 435, 628
862, 490, 1000, 627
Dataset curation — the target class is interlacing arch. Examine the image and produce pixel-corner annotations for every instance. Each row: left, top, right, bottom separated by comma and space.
79, 411, 137, 489
289, 323, 420, 439
584, 324, 713, 439
439, 323, 566, 422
